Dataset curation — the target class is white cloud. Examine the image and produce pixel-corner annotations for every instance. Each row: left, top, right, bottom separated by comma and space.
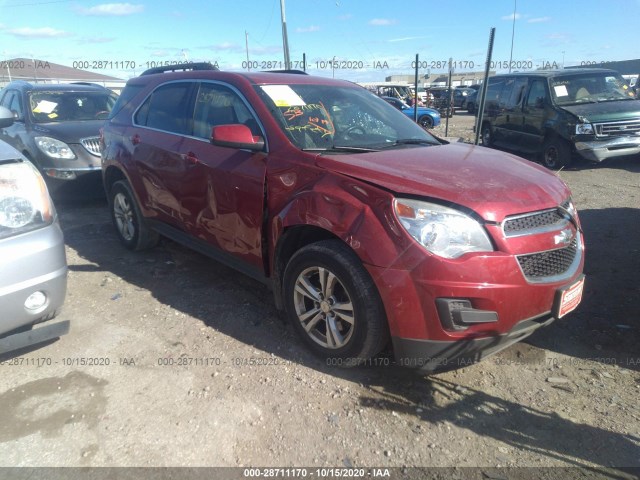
7, 27, 71, 38
389, 35, 427, 42
369, 18, 397, 26
501, 13, 522, 21
338, 14, 352, 21
296, 25, 320, 33
528, 16, 550, 23
76, 3, 144, 16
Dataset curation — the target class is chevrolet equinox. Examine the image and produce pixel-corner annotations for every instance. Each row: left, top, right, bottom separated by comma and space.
101, 64, 585, 372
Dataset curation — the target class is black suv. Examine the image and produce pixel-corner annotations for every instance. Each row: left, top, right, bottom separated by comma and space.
479, 69, 640, 168
0, 81, 118, 191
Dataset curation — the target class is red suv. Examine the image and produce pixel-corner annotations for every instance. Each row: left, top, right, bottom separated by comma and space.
101, 64, 585, 372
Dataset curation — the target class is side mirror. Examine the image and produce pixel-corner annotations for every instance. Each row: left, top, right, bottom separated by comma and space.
210, 124, 264, 151
0, 106, 14, 128
535, 97, 545, 109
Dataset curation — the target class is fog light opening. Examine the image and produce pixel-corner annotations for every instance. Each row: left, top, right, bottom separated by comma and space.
436, 298, 499, 331
24, 291, 48, 311
46, 170, 77, 180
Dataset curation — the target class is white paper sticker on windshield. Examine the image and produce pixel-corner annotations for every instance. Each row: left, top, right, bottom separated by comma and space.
261, 85, 306, 107
33, 100, 58, 114
553, 85, 569, 97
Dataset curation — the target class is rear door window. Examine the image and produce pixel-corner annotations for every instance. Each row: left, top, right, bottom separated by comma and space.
135, 82, 195, 135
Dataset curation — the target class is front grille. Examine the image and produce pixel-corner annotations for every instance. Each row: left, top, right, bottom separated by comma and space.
504, 209, 566, 236
594, 119, 640, 137
81, 137, 101, 157
516, 237, 578, 281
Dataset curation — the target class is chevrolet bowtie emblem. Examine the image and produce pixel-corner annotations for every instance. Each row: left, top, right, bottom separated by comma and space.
554, 228, 573, 245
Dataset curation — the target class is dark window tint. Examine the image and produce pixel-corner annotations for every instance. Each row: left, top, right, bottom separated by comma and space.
193, 83, 261, 139
507, 78, 529, 108
109, 84, 144, 119
486, 78, 507, 103
0, 90, 22, 118
137, 82, 194, 135
0, 90, 12, 108
499, 78, 516, 107
527, 79, 547, 108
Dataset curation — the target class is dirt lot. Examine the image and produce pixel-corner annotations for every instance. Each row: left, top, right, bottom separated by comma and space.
0, 113, 638, 478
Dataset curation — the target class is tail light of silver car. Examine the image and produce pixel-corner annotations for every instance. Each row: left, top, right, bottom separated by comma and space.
0, 160, 55, 240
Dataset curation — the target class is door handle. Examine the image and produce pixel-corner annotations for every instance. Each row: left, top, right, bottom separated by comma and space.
182, 151, 199, 165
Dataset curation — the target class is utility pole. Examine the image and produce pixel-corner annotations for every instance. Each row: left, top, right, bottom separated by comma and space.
280, 0, 291, 68
245, 31, 250, 70
508, 0, 516, 73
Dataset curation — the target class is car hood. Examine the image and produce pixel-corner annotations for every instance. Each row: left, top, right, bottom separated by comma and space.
560, 99, 640, 123
315, 143, 570, 222
31, 120, 104, 143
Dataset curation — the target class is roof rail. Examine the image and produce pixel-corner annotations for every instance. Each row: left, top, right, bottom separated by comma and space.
261, 69, 308, 75
140, 62, 219, 76
70, 81, 107, 88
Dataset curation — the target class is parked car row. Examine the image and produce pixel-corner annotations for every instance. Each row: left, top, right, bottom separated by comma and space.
12, 66, 630, 369
0, 81, 118, 355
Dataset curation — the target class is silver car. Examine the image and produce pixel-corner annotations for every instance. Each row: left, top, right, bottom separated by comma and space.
0, 106, 69, 354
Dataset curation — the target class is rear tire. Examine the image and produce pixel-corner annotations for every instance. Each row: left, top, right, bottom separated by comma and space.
282, 240, 389, 365
109, 180, 159, 251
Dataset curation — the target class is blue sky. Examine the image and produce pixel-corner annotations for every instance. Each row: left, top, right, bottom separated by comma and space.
0, 0, 636, 82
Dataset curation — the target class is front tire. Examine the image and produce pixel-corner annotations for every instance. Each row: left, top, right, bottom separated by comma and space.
541, 137, 571, 169
418, 115, 434, 129
283, 240, 388, 365
109, 180, 159, 251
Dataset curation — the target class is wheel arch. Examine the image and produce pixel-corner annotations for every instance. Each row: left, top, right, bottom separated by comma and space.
271, 224, 344, 310
103, 165, 128, 197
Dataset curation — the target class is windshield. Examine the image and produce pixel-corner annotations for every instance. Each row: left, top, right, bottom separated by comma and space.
29, 90, 118, 123
550, 73, 635, 106
256, 84, 436, 151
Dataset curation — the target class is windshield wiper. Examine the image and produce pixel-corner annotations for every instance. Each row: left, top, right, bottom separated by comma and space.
302, 146, 380, 153
380, 138, 440, 149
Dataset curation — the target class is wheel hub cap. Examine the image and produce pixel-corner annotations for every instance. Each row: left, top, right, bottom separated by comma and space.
320, 301, 331, 313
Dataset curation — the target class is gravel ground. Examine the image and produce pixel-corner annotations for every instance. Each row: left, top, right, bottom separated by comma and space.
0, 113, 638, 478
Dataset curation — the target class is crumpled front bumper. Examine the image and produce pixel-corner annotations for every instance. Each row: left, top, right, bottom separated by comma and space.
574, 136, 640, 162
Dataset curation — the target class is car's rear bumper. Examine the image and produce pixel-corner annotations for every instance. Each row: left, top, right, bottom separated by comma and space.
0, 221, 68, 338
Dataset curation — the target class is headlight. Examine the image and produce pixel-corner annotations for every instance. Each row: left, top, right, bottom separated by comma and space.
0, 161, 54, 239
35, 136, 76, 159
575, 123, 594, 135
393, 199, 494, 259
